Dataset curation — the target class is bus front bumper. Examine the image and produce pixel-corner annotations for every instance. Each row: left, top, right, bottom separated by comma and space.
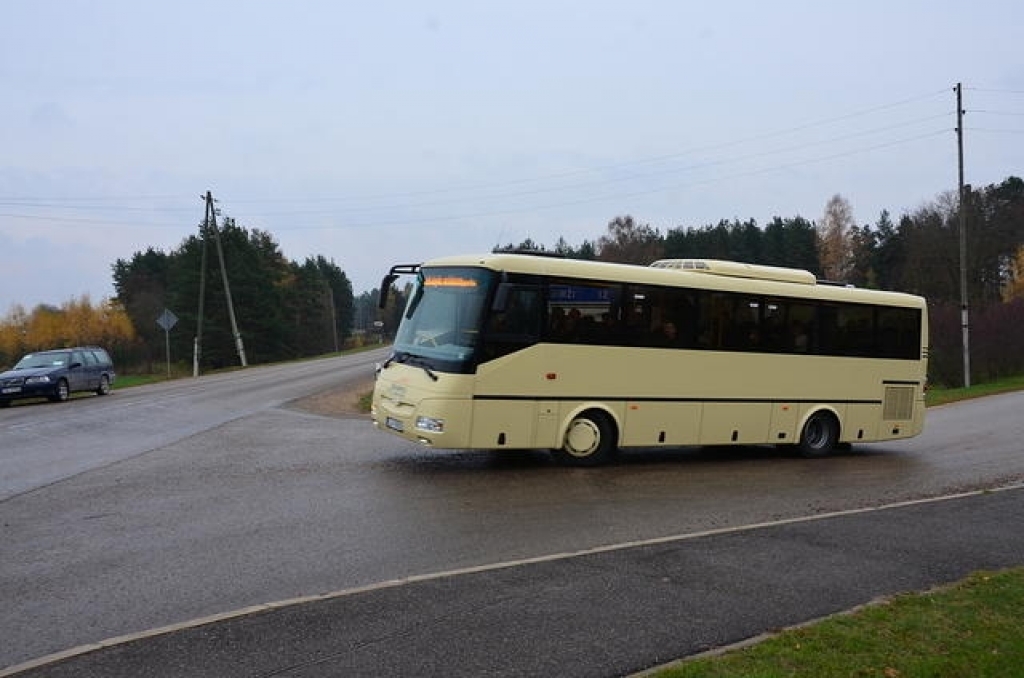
372, 396, 470, 448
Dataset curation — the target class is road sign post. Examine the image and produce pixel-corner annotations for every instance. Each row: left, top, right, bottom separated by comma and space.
156, 309, 179, 378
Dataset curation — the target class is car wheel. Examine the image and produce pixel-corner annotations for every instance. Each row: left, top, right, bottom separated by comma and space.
96, 374, 111, 396
797, 411, 838, 458
49, 378, 71, 403
551, 410, 618, 467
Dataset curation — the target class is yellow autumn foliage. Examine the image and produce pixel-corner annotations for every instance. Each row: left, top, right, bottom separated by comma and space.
0, 296, 135, 365
1004, 244, 1024, 302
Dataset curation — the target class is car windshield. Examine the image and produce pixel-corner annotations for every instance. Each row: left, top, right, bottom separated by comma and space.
393, 266, 495, 371
13, 352, 70, 369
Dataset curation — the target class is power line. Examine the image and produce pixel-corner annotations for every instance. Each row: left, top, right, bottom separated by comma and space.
0, 194, 183, 202
0, 127, 951, 232
226, 113, 954, 220
966, 86, 1024, 95
2, 90, 951, 211
0, 89, 959, 231
970, 111, 1024, 118
0, 200, 196, 212
225, 88, 951, 207
970, 127, 1024, 135
243, 130, 952, 232
0, 211, 188, 227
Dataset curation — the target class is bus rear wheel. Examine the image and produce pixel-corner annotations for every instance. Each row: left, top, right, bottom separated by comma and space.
797, 411, 838, 458
552, 410, 617, 467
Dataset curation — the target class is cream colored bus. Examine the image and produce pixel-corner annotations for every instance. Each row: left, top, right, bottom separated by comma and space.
372, 253, 927, 466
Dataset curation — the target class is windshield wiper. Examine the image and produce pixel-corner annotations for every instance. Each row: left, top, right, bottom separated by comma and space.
396, 353, 438, 381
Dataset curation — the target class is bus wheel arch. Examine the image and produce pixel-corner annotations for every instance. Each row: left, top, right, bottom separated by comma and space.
796, 408, 840, 458
552, 407, 619, 467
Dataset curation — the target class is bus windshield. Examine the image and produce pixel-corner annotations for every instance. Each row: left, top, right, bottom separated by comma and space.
393, 266, 495, 372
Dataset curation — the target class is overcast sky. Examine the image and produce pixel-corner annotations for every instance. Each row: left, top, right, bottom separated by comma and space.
2, 0, 1022, 315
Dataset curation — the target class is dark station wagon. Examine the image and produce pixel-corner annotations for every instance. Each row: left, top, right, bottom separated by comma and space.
0, 346, 116, 407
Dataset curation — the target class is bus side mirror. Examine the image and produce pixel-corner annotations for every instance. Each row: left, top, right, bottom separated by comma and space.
378, 263, 421, 309
378, 274, 398, 309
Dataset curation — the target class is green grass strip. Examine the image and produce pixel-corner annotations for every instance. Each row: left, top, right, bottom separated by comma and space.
655, 567, 1024, 678
926, 375, 1024, 407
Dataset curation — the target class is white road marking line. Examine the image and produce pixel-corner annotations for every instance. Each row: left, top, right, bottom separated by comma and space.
4, 483, 1022, 677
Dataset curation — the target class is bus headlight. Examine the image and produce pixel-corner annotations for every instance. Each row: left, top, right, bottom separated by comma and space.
416, 416, 445, 433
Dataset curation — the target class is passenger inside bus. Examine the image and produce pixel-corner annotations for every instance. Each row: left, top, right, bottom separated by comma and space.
651, 321, 680, 347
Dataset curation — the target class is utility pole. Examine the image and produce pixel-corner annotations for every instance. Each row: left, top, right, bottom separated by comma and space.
194, 195, 211, 377
955, 83, 971, 387
206, 191, 248, 367
327, 284, 339, 353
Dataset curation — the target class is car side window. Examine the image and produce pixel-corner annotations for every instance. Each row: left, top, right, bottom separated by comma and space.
82, 351, 98, 366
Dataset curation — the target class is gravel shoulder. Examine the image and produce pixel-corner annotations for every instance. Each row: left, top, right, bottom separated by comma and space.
289, 378, 375, 418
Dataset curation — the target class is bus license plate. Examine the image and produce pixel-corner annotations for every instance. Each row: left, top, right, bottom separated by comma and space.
386, 417, 404, 432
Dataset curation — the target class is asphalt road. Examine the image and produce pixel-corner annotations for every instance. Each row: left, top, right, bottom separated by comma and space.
8, 486, 1024, 678
0, 348, 390, 501
2, 358, 1023, 674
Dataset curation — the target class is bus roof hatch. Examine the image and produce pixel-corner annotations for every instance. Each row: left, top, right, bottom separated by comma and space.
649, 259, 817, 285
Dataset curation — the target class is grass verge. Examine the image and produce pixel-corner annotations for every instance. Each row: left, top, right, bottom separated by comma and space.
653, 567, 1024, 678
926, 374, 1024, 407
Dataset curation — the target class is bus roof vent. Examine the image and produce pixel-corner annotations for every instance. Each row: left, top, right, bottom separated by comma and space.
494, 248, 565, 259
649, 259, 817, 285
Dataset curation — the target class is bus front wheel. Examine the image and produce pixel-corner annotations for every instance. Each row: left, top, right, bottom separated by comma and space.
797, 411, 838, 458
552, 410, 617, 467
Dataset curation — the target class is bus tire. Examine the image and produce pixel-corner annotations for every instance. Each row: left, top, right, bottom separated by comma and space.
552, 410, 617, 467
797, 411, 838, 458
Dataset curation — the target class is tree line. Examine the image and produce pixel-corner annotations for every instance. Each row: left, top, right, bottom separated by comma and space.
106, 218, 355, 372
0, 297, 135, 367
1, 218, 358, 372
3, 177, 1022, 386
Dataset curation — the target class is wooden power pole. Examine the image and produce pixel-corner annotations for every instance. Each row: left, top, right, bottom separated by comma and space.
956, 83, 970, 388
195, 191, 248, 372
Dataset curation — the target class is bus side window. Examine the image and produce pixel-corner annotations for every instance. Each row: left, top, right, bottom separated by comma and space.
621, 286, 651, 346
488, 287, 541, 335
877, 307, 920, 359
788, 303, 815, 353
652, 288, 698, 347
762, 300, 786, 351
546, 282, 617, 345
838, 305, 875, 356
483, 287, 542, 360
720, 295, 760, 350
702, 293, 731, 349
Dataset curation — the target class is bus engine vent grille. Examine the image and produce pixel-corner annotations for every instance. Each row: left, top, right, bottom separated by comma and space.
883, 386, 915, 421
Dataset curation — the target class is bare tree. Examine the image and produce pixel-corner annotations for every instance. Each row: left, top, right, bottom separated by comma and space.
817, 194, 856, 281
596, 215, 664, 265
